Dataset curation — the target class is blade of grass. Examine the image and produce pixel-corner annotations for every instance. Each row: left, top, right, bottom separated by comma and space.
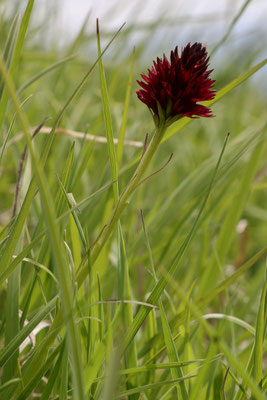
97, 18, 138, 399
169, 246, 267, 336
56, 175, 87, 251
141, 210, 189, 400
0, 179, 115, 285
115, 376, 196, 399
0, 379, 22, 394
59, 342, 69, 400
0, 22, 126, 293
17, 55, 76, 94
160, 266, 267, 400
198, 128, 266, 295
40, 341, 66, 400
210, 0, 252, 57
0, 0, 34, 133
97, 18, 119, 202
0, 296, 57, 368
0, 13, 20, 100
117, 47, 135, 169
121, 133, 230, 355
2, 263, 21, 384
0, 94, 32, 166
252, 264, 267, 385
16, 342, 63, 400
0, 53, 86, 400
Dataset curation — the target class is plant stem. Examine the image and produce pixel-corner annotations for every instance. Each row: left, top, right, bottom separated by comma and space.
77, 121, 167, 287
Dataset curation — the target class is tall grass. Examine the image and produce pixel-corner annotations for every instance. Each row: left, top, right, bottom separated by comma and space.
0, 1, 266, 399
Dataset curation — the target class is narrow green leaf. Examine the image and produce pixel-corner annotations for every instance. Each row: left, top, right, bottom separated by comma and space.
0, 13, 20, 100
122, 133, 229, 354
97, 19, 138, 399
97, 18, 119, 202
0, 379, 22, 393
0, 56, 86, 400
0, 22, 125, 292
167, 246, 267, 345
117, 223, 138, 399
115, 376, 196, 399
210, 0, 252, 57
59, 342, 69, 400
16, 342, 63, 400
0, 94, 32, 166
0, 0, 34, 132
57, 175, 87, 251
161, 267, 267, 400
0, 297, 57, 368
2, 266, 21, 383
252, 265, 267, 385
0, 179, 115, 285
199, 246, 267, 308
17, 55, 76, 94
40, 342, 66, 400
117, 47, 135, 169
141, 210, 188, 400
198, 129, 266, 294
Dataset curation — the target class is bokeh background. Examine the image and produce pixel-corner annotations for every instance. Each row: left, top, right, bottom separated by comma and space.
7, 0, 267, 82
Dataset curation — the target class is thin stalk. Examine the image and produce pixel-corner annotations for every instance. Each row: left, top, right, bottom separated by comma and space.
77, 121, 167, 286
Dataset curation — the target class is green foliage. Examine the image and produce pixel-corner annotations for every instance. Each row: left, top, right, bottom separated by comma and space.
0, 1, 266, 399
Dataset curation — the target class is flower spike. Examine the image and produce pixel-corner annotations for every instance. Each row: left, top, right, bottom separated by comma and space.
137, 42, 215, 124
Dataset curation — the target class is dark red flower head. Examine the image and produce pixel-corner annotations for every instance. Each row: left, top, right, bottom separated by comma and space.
137, 42, 215, 123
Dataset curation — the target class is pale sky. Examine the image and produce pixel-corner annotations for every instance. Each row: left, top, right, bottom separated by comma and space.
57, 0, 266, 38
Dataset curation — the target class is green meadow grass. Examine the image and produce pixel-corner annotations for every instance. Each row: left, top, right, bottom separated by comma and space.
0, 1, 267, 399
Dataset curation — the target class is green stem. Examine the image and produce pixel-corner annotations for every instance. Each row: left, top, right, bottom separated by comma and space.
77, 121, 167, 286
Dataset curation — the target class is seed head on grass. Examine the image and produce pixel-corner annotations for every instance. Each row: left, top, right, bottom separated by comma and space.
137, 42, 216, 125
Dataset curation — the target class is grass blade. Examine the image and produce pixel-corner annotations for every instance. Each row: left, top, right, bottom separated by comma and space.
0, 0, 34, 132
252, 264, 267, 385
0, 297, 56, 368
198, 129, 266, 294
141, 210, 188, 399
0, 53, 86, 400
117, 47, 135, 169
122, 133, 230, 354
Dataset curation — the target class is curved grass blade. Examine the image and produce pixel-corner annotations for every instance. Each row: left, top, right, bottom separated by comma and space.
0, 379, 22, 394
56, 175, 87, 251
17, 55, 76, 94
0, 94, 32, 166
0, 179, 115, 285
210, 0, 252, 57
0, 13, 20, 100
97, 18, 119, 202
117, 47, 135, 169
39, 342, 66, 400
252, 264, 267, 385
115, 376, 196, 399
0, 0, 34, 132
16, 342, 63, 400
0, 297, 56, 368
